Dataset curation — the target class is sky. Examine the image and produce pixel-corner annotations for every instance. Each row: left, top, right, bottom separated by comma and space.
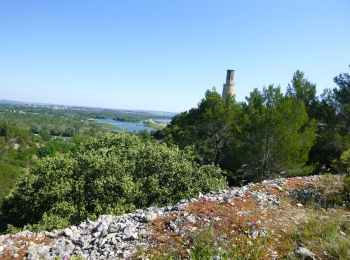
0, 1, 349, 112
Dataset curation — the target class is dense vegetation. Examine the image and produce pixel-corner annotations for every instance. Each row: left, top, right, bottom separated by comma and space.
156, 69, 350, 185
0, 133, 226, 232
0, 112, 95, 203
0, 105, 171, 202
0, 67, 349, 233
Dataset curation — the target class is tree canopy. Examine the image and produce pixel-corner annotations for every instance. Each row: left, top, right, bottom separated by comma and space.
156, 82, 317, 184
0, 133, 226, 231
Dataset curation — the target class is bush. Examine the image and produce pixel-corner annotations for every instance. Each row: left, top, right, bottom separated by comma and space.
0, 133, 227, 232
340, 149, 350, 203
190, 228, 222, 259
344, 175, 350, 204
340, 149, 350, 174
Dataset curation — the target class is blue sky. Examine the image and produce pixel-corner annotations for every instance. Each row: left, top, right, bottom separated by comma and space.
0, 0, 349, 112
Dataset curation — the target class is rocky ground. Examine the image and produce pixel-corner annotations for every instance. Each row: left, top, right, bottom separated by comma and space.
0, 174, 349, 259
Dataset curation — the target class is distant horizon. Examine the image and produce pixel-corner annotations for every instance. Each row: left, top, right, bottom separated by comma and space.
1, 1, 349, 111
0, 98, 179, 114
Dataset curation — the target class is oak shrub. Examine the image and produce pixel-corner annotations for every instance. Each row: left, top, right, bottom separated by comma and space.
0, 133, 226, 232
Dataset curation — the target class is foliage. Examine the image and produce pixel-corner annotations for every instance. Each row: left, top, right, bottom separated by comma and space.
157, 86, 316, 185
189, 228, 226, 259
344, 175, 350, 205
156, 90, 240, 166
333, 70, 350, 135
0, 119, 94, 202
0, 133, 226, 232
309, 67, 350, 171
0, 122, 37, 202
286, 70, 317, 117
1, 67, 350, 243
0, 163, 22, 203
155, 67, 350, 183
236, 85, 316, 182
0, 103, 173, 203
340, 149, 350, 174
341, 149, 350, 202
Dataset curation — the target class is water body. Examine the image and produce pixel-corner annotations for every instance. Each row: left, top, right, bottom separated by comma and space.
99, 119, 155, 133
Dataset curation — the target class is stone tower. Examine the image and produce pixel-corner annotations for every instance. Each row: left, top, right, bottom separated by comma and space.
222, 69, 235, 99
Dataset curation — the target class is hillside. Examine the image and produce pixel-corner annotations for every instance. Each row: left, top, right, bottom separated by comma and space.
0, 174, 349, 259
0, 103, 175, 203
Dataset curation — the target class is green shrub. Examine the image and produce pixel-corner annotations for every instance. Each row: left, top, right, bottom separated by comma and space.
190, 228, 223, 259
340, 149, 350, 203
0, 133, 227, 232
189, 228, 268, 259
340, 149, 350, 174
343, 175, 350, 204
